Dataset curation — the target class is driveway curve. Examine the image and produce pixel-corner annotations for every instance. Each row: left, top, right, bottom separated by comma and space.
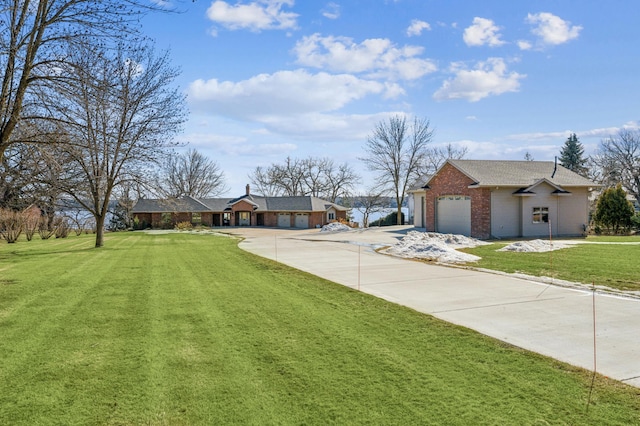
224, 226, 640, 389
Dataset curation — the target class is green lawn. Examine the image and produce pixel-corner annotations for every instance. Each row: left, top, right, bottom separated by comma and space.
1, 232, 639, 425
463, 237, 640, 291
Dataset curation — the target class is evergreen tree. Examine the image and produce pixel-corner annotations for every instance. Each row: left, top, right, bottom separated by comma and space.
593, 184, 634, 233
559, 133, 588, 176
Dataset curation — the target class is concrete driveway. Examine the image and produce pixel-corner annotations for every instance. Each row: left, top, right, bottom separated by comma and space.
224, 226, 640, 389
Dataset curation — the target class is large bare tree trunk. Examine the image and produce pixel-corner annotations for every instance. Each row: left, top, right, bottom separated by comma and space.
94, 215, 106, 248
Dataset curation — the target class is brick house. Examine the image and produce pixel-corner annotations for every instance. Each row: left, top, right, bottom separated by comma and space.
132, 185, 348, 229
412, 160, 599, 239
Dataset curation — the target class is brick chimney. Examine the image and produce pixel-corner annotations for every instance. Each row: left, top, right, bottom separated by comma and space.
246, 184, 250, 195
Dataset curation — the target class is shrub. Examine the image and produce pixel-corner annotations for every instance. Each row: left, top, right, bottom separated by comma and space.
175, 221, 193, 231
369, 211, 405, 227
22, 206, 41, 241
55, 217, 71, 238
0, 208, 24, 243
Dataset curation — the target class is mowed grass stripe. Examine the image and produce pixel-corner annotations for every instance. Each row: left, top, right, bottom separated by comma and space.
0, 232, 639, 425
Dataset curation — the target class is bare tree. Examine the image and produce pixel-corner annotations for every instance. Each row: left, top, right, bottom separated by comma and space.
300, 157, 328, 198
161, 149, 228, 198
360, 115, 434, 225
353, 190, 386, 228
0, 0, 172, 162
322, 161, 359, 203
415, 142, 468, 186
248, 166, 282, 197
591, 129, 640, 202
44, 42, 186, 247
249, 156, 358, 201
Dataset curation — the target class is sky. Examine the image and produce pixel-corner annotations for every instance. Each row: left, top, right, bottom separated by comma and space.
141, 0, 640, 195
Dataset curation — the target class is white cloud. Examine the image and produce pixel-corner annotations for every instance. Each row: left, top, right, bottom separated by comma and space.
259, 112, 397, 141
185, 132, 297, 156
526, 12, 582, 46
321, 2, 340, 19
506, 121, 640, 141
406, 19, 431, 37
206, 0, 298, 32
463, 17, 505, 47
188, 69, 404, 120
517, 40, 532, 50
433, 58, 525, 102
292, 33, 437, 80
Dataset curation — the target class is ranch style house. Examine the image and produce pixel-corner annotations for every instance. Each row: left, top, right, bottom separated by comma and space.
132, 185, 348, 229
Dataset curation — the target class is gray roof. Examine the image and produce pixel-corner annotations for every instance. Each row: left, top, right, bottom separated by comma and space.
132, 196, 216, 213
133, 194, 347, 213
434, 159, 597, 188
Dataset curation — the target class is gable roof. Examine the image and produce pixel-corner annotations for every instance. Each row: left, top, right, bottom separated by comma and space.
435, 159, 597, 188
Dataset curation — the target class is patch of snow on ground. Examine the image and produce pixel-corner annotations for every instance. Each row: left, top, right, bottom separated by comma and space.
498, 239, 573, 252
384, 231, 490, 263
320, 222, 352, 233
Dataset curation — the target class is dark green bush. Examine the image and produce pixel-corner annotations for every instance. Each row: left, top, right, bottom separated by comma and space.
369, 211, 405, 227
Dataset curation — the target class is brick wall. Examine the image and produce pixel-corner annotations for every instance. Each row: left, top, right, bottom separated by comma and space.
135, 205, 348, 229
424, 163, 491, 239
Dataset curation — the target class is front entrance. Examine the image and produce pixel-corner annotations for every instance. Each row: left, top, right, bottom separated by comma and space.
237, 211, 251, 226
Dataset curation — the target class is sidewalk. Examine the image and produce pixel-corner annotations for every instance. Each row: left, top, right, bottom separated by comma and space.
229, 226, 640, 389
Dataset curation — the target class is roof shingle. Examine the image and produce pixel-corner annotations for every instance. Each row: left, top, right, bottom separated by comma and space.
444, 159, 596, 187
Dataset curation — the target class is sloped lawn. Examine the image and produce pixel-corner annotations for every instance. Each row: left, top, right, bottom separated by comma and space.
1, 232, 639, 424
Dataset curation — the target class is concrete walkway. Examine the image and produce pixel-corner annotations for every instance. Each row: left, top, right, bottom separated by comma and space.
225, 226, 640, 389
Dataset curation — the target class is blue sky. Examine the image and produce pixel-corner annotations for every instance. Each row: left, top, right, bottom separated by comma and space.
142, 0, 640, 195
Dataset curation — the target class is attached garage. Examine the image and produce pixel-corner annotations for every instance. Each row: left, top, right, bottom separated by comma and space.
436, 195, 471, 235
294, 213, 309, 228
277, 213, 291, 227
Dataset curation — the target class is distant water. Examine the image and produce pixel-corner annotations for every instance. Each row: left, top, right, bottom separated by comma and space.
348, 207, 409, 227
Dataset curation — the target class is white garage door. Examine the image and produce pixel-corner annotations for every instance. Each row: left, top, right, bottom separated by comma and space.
437, 195, 471, 235
277, 213, 291, 227
294, 213, 309, 228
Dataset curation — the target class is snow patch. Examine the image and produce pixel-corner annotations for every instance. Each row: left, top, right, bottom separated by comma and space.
498, 239, 573, 253
383, 231, 490, 263
320, 222, 352, 233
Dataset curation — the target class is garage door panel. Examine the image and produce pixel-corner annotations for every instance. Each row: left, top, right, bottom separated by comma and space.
277, 213, 291, 227
294, 213, 309, 228
437, 196, 471, 235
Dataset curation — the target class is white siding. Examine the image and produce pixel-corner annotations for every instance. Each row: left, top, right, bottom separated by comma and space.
521, 182, 558, 237
490, 189, 520, 238
326, 207, 336, 224
557, 188, 589, 235
412, 192, 425, 228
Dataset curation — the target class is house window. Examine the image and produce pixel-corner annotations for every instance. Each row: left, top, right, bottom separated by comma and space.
192, 212, 202, 224
328, 212, 335, 221
532, 207, 549, 223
